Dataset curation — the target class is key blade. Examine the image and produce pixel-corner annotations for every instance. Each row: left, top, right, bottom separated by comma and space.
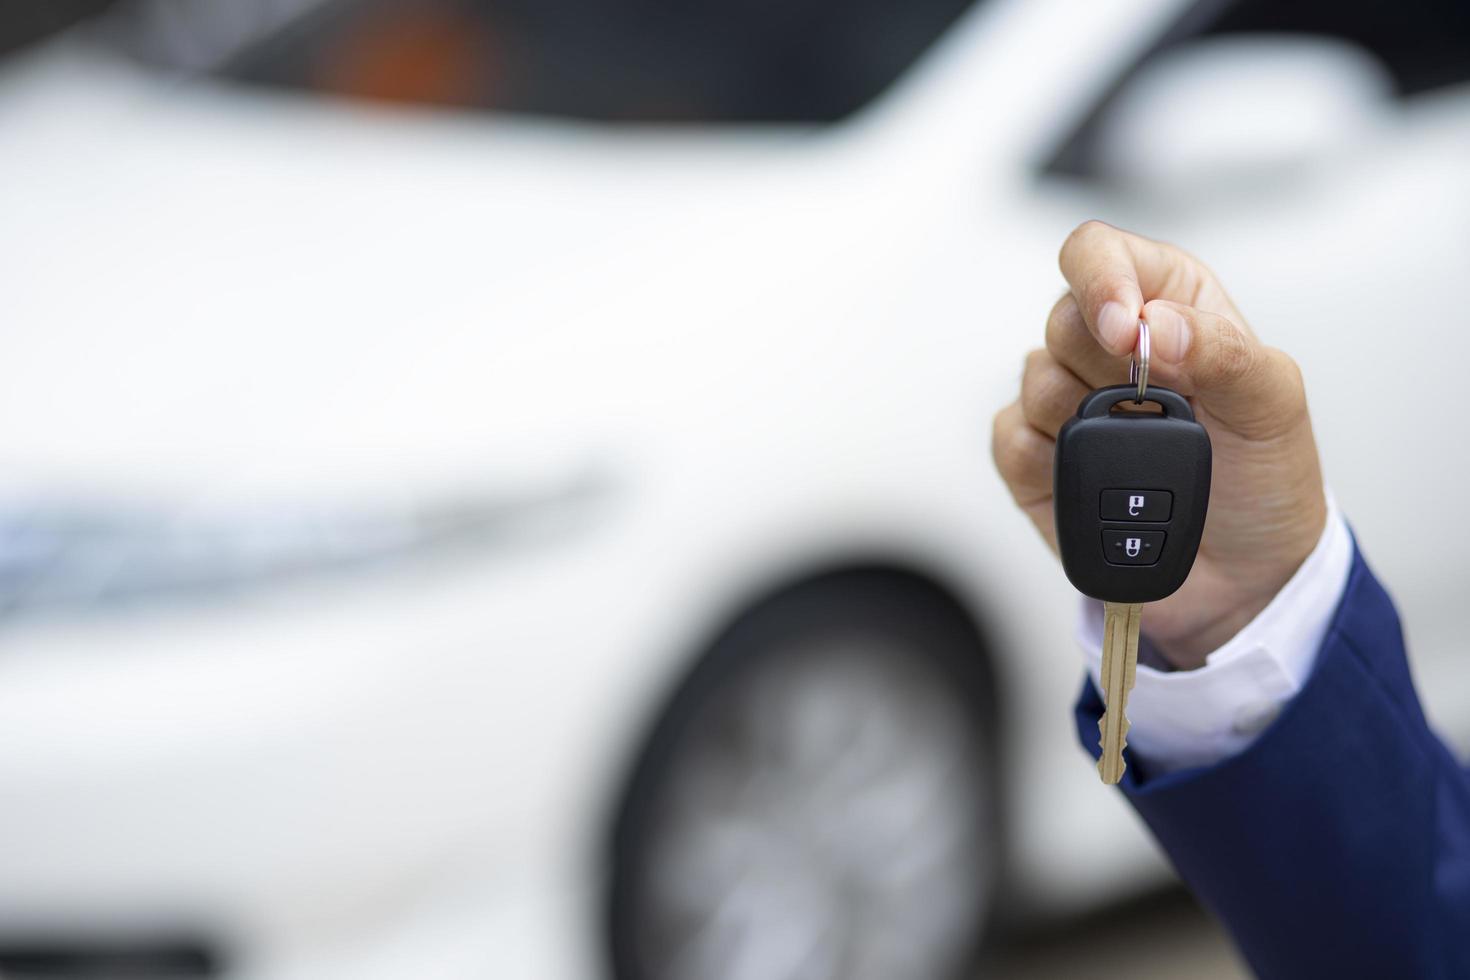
1098, 602, 1143, 785
1098, 712, 1131, 784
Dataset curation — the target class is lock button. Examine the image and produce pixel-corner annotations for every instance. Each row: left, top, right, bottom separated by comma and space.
1102, 529, 1166, 566
1101, 489, 1173, 522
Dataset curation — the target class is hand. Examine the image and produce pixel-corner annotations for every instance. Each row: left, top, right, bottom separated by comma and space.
992, 221, 1327, 669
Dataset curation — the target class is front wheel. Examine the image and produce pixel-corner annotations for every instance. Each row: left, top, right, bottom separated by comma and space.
609, 571, 1000, 980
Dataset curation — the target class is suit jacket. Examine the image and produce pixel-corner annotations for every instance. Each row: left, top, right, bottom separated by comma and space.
1076, 544, 1470, 979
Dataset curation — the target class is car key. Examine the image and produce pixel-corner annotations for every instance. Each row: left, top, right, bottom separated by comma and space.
1053, 323, 1212, 783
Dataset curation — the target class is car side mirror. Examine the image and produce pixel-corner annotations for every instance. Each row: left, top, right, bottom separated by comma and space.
1089, 37, 1393, 195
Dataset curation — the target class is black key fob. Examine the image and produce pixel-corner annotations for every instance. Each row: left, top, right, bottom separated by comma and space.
1054, 384, 1211, 603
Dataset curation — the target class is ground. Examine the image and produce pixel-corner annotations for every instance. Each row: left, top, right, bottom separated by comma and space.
983, 887, 1248, 979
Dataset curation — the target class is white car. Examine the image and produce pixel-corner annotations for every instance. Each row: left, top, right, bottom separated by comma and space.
0, 0, 1467, 977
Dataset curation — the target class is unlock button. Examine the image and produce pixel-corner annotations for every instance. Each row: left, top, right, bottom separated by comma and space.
1103, 530, 1166, 566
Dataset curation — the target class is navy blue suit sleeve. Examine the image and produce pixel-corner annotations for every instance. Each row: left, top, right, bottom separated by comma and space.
1076, 543, 1470, 979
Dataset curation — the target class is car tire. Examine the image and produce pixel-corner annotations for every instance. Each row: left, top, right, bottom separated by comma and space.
608, 569, 1001, 980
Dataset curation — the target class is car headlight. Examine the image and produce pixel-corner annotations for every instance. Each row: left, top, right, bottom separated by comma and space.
0, 472, 608, 618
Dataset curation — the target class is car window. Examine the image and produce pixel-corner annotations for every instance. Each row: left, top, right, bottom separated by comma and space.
113, 0, 980, 124
0, 1, 116, 59
1203, 0, 1470, 96
1046, 0, 1470, 177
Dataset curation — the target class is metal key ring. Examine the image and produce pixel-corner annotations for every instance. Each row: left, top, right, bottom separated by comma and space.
1128, 319, 1150, 404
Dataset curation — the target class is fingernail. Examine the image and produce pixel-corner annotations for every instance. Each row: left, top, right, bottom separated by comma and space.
1097, 301, 1134, 352
1145, 307, 1192, 364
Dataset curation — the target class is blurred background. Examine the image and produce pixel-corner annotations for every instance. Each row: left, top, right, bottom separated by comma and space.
0, 0, 1467, 977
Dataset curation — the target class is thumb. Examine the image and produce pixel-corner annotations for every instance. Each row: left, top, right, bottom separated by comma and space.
1142, 300, 1306, 438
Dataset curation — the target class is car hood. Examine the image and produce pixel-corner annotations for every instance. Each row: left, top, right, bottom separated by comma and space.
0, 41, 911, 500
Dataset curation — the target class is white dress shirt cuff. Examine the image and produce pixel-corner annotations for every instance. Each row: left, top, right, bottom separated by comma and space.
1077, 493, 1353, 775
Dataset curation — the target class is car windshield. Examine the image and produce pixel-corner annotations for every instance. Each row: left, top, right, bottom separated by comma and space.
112, 0, 980, 123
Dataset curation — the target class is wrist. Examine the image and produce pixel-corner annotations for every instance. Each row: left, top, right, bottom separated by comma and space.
1073, 499, 1354, 776
1153, 492, 1329, 668
1156, 591, 1275, 667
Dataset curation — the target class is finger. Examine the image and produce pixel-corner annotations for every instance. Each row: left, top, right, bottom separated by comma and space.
1142, 300, 1305, 438
991, 401, 1057, 550
1021, 348, 1090, 438
1058, 220, 1206, 356
992, 402, 1052, 505
1045, 293, 1127, 389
